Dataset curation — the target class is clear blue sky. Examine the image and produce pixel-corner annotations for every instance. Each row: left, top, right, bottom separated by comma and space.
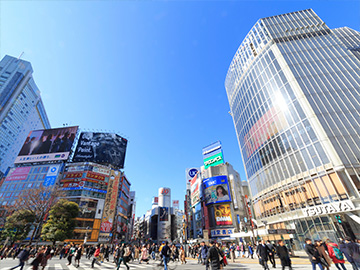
1, 1, 359, 217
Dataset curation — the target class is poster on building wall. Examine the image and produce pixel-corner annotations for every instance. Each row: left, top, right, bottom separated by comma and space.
5, 167, 31, 181
100, 170, 121, 233
15, 126, 78, 164
203, 175, 231, 205
159, 207, 169, 221
214, 204, 233, 226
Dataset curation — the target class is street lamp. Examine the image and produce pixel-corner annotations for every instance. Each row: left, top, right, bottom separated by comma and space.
84, 226, 89, 244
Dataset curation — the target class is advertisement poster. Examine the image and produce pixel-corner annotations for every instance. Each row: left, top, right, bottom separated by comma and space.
73, 132, 127, 169
214, 204, 233, 226
203, 175, 231, 205
202, 141, 224, 169
159, 207, 169, 221
172, 200, 179, 209
100, 170, 121, 233
190, 173, 201, 206
15, 126, 78, 164
43, 164, 61, 186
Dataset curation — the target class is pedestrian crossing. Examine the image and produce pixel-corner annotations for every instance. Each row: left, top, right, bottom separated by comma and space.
17, 259, 189, 270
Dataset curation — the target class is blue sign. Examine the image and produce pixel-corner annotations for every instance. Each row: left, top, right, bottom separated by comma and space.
188, 168, 198, 178
62, 186, 107, 194
237, 215, 241, 225
244, 217, 248, 223
43, 164, 62, 187
202, 141, 223, 160
202, 175, 231, 205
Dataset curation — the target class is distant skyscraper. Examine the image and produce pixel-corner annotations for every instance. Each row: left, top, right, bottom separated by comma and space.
225, 9, 360, 250
0, 55, 50, 175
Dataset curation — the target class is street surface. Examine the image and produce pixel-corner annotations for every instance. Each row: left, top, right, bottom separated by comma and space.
1, 256, 321, 270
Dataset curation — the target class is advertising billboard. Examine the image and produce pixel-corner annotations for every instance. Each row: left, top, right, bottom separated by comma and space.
5, 167, 31, 181
214, 204, 233, 226
159, 207, 169, 222
202, 141, 224, 169
15, 126, 78, 164
73, 132, 127, 169
190, 173, 201, 206
203, 175, 231, 205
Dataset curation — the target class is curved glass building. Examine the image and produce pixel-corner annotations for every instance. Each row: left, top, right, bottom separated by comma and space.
225, 9, 360, 250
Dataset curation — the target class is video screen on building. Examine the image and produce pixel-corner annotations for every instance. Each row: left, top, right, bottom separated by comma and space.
73, 132, 127, 169
214, 204, 233, 226
15, 126, 78, 164
203, 175, 231, 205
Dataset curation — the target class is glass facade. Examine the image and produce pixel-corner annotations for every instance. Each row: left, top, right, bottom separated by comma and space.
225, 9, 360, 247
0, 55, 50, 175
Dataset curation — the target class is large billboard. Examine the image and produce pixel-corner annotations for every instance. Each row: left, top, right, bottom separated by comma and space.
203, 175, 231, 205
202, 141, 224, 169
15, 126, 78, 164
73, 132, 127, 169
214, 204, 233, 226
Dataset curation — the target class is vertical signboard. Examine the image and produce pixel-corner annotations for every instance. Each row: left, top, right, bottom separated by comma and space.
43, 164, 62, 187
172, 200, 179, 209
190, 173, 201, 206
100, 170, 121, 233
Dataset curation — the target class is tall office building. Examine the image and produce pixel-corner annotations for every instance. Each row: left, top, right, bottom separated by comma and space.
0, 55, 50, 175
225, 9, 360, 250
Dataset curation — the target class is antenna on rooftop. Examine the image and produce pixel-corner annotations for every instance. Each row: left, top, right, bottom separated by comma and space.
17, 52, 24, 60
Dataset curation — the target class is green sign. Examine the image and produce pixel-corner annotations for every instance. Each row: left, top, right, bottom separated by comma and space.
204, 152, 224, 169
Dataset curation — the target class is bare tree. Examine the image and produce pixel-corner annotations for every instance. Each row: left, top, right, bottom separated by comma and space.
7, 186, 64, 243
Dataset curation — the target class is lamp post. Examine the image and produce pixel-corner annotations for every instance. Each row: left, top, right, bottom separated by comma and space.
84, 226, 89, 244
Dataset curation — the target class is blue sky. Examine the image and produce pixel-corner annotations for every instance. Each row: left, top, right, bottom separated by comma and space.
1, 1, 359, 217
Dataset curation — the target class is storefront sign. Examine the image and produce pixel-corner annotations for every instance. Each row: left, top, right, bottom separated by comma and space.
302, 200, 355, 217
211, 228, 234, 237
268, 229, 296, 234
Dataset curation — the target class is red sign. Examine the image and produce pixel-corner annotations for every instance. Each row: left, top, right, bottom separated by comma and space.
86, 172, 105, 181
100, 220, 112, 233
65, 172, 83, 179
6, 167, 31, 181
62, 181, 85, 188
161, 188, 170, 195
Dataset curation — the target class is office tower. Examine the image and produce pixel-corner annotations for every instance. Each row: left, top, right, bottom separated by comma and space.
225, 9, 360, 250
0, 55, 50, 175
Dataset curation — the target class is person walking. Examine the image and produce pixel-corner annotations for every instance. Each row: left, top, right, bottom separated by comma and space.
316, 240, 332, 270
116, 243, 130, 270
345, 237, 360, 269
248, 243, 254, 259
91, 245, 101, 268
179, 246, 186, 264
66, 244, 76, 266
161, 241, 171, 270
304, 238, 324, 270
139, 244, 149, 264
201, 241, 209, 265
10, 245, 30, 270
206, 241, 221, 270
276, 240, 292, 270
256, 240, 272, 270
30, 247, 45, 270
267, 240, 276, 268
74, 244, 83, 268
325, 239, 346, 270
230, 243, 236, 263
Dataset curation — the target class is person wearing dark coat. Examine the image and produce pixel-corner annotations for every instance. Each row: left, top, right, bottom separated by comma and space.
276, 240, 292, 270
206, 241, 220, 270
267, 240, 276, 268
344, 237, 360, 270
256, 240, 272, 270
304, 238, 324, 270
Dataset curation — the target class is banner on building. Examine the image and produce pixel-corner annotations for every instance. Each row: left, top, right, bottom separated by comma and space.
173, 200, 179, 209
203, 175, 231, 205
159, 207, 169, 221
15, 126, 78, 164
214, 204, 233, 226
73, 132, 127, 169
100, 170, 121, 233
190, 173, 201, 206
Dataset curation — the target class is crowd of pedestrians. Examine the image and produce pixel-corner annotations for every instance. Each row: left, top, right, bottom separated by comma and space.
3, 236, 360, 270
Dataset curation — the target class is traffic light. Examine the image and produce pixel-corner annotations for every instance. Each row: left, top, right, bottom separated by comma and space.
335, 215, 342, 224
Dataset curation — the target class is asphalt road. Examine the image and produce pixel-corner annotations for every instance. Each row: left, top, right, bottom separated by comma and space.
0, 256, 318, 270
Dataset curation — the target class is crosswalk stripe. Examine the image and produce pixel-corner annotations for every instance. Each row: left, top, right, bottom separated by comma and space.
54, 263, 64, 270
